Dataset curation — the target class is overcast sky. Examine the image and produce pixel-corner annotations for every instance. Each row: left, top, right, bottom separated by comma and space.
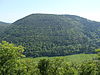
0, 0, 100, 23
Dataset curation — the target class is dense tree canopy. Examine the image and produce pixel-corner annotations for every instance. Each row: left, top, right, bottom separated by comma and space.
0, 14, 100, 57
0, 41, 25, 74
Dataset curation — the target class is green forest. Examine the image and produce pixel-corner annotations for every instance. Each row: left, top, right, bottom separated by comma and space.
0, 14, 100, 75
0, 41, 100, 75
0, 14, 100, 57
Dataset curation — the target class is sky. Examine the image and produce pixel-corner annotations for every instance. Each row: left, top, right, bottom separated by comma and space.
0, 0, 100, 23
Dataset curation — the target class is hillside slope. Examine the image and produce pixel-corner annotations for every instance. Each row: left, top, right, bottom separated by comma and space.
0, 21, 11, 34
1, 14, 100, 57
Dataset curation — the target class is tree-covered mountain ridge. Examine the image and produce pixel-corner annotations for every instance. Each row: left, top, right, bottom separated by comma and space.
1, 14, 100, 57
0, 21, 11, 34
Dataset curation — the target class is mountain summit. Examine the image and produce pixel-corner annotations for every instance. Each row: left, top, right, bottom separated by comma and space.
1, 14, 100, 57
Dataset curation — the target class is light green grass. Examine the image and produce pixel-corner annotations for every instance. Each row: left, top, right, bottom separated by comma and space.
21, 54, 97, 64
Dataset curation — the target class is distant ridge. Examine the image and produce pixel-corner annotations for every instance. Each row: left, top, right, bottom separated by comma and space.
0, 21, 11, 34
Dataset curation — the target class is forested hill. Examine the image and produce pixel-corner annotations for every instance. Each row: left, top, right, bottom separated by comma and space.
0, 21, 11, 34
0, 14, 100, 57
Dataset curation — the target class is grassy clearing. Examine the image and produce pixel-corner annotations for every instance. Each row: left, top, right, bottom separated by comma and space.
21, 54, 97, 64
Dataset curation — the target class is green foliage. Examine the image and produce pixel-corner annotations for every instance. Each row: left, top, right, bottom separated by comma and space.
0, 14, 100, 57
95, 49, 100, 60
96, 49, 100, 53
0, 41, 25, 61
38, 59, 50, 75
79, 61, 100, 75
49, 59, 64, 75
0, 41, 25, 75
0, 41, 99, 75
